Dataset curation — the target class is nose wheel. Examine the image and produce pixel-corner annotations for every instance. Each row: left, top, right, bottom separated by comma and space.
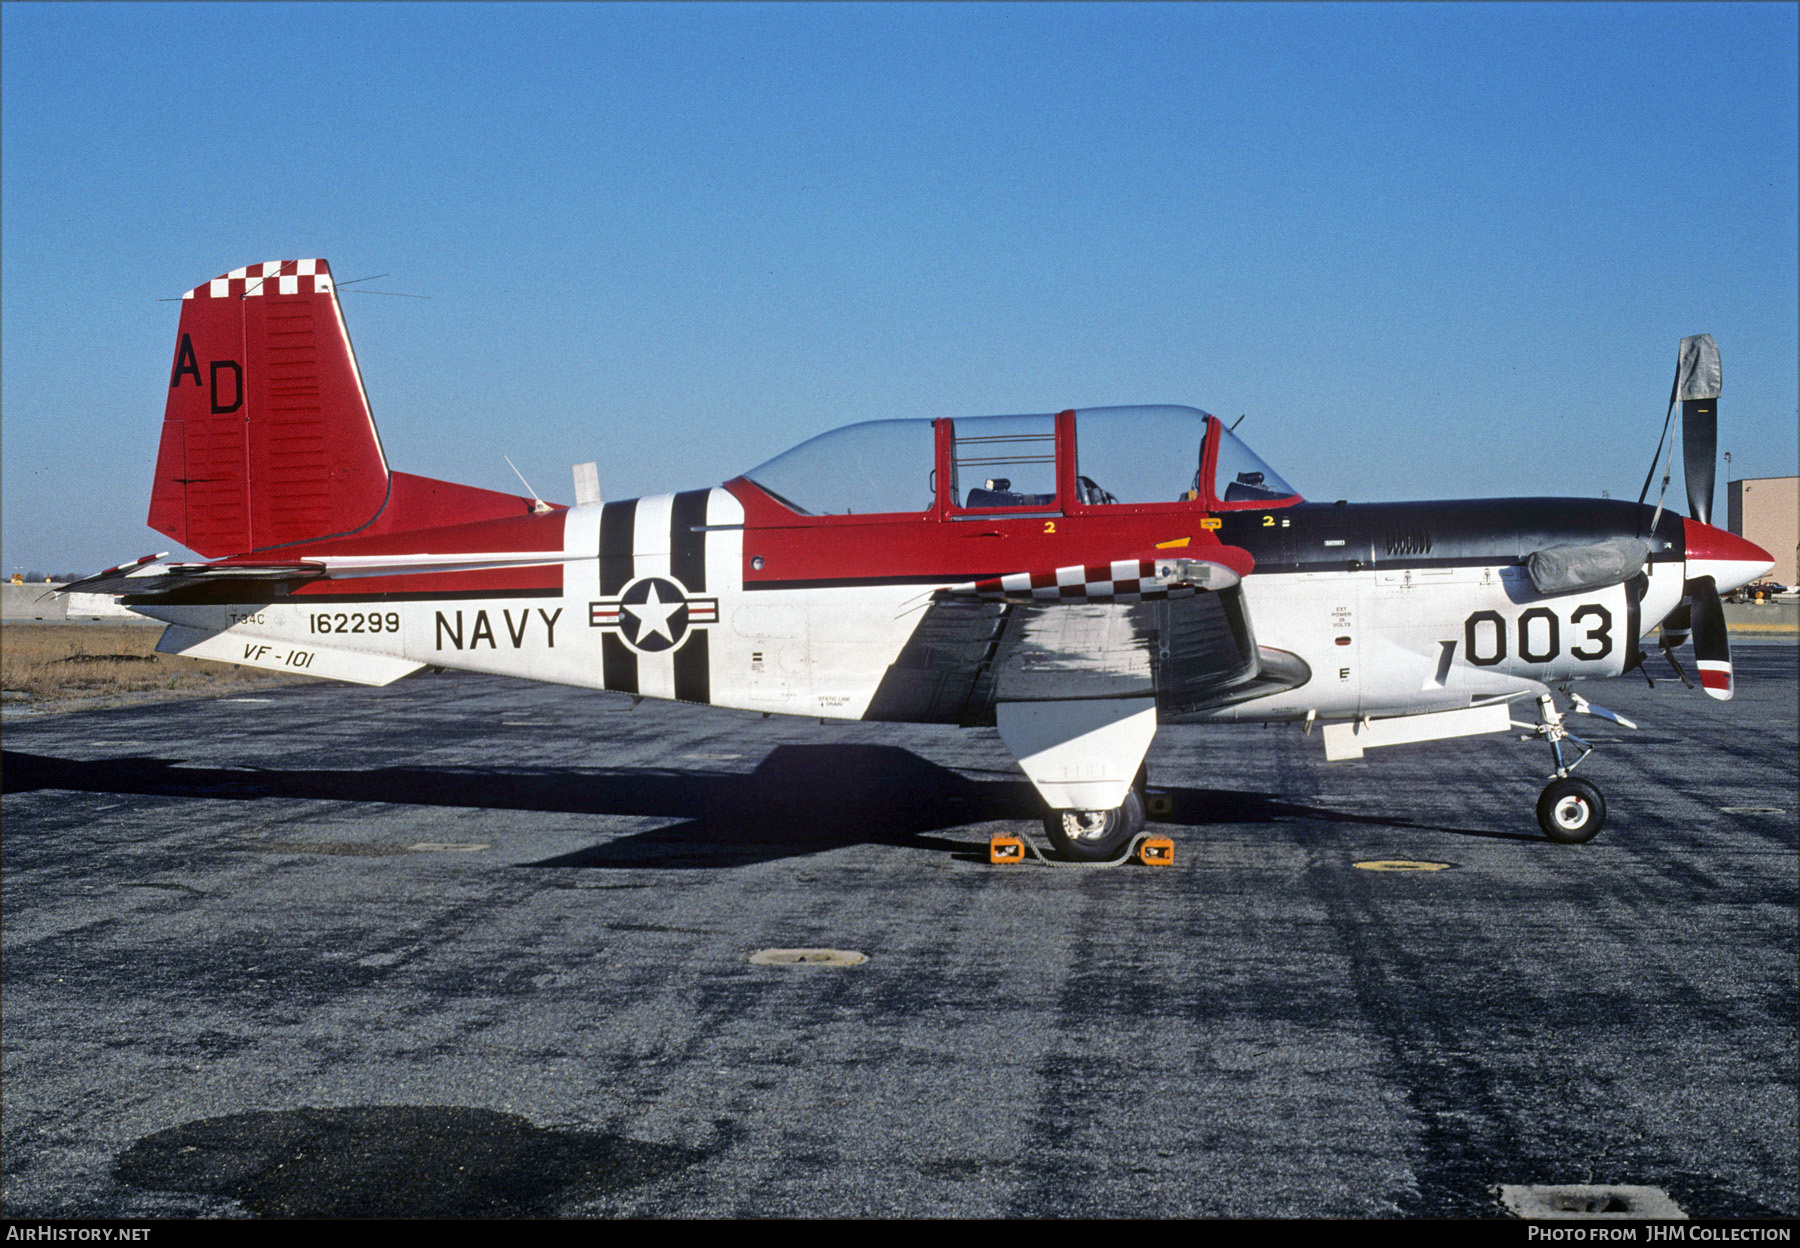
1537, 776, 1606, 844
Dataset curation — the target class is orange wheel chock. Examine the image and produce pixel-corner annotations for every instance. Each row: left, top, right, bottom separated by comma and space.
1138, 836, 1175, 867
989, 835, 1026, 865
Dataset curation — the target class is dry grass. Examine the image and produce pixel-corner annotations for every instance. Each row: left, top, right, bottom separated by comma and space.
2, 622, 320, 711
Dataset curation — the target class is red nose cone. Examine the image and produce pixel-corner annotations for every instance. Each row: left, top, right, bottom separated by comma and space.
1683, 518, 1771, 566
1683, 518, 1775, 593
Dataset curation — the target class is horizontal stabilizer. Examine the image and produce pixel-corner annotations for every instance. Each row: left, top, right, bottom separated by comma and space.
156, 625, 424, 686
63, 557, 323, 596
63, 550, 583, 599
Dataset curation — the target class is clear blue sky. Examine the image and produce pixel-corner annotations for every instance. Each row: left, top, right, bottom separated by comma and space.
4, 1, 1795, 574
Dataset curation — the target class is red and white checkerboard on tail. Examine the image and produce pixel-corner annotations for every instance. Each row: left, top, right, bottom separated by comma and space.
184, 259, 335, 300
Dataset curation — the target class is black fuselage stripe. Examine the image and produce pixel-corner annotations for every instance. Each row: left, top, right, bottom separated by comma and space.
600, 499, 639, 691
671, 490, 709, 593
600, 500, 636, 596
674, 629, 710, 704
602, 632, 637, 694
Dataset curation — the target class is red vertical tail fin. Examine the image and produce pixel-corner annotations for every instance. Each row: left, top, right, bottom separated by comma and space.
149, 259, 390, 557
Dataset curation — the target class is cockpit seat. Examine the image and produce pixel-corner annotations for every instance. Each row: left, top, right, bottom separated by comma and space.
965, 488, 1055, 509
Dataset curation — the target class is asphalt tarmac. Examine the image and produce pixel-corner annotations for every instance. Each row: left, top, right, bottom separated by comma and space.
3, 646, 1795, 1218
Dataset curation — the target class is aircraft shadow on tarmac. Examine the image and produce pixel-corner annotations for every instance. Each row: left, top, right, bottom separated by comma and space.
1, 744, 1533, 868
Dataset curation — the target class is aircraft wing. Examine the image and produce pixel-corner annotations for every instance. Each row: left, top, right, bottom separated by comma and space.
866, 555, 1308, 724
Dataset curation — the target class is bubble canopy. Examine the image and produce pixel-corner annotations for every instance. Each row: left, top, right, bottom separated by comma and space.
742, 419, 936, 516
738, 406, 1299, 516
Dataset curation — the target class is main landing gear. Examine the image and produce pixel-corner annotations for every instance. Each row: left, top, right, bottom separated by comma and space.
1521, 691, 1625, 844
1043, 767, 1149, 862
998, 698, 1159, 864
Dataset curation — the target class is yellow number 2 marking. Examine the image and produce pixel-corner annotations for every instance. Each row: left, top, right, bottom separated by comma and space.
1263, 514, 1275, 527
1043, 521, 1057, 534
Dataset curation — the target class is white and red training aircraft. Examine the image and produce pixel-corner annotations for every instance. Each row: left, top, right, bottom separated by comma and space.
69, 259, 1775, 859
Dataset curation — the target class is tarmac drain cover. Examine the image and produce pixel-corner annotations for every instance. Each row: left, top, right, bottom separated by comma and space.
1497, 1184, 1687, 1219
749, 948, 867, 967
1354, 860, 1453, 872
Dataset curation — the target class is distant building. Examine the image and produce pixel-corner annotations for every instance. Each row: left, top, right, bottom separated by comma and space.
1727, 476, 1797, 586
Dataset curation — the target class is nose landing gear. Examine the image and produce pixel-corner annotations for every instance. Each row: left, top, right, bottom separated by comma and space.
1519, 691, 1631, 844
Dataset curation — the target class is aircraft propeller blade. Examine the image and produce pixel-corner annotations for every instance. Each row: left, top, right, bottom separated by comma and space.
1655, 593, 1695, 687
1677, 334, 1721, 525
1686, 574, 1732, 700
1658, 595, 1692, 650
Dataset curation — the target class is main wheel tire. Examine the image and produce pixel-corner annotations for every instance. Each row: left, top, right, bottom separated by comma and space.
1537, 777, 1606, 844
1044, 788, 1146, 862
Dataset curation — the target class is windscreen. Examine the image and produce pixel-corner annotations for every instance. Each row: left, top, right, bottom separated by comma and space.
1213, 426, 1300, 504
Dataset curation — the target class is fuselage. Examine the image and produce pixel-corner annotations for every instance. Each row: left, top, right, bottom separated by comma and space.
123, 269, 1776, 745
130, 485, 1751, 727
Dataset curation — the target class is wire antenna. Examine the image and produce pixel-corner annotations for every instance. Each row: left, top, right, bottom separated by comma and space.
504, 457, 552, 514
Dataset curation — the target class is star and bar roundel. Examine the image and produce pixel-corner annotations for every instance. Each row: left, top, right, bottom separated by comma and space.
587, 489, 727, 704
589, 575, 719, 653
